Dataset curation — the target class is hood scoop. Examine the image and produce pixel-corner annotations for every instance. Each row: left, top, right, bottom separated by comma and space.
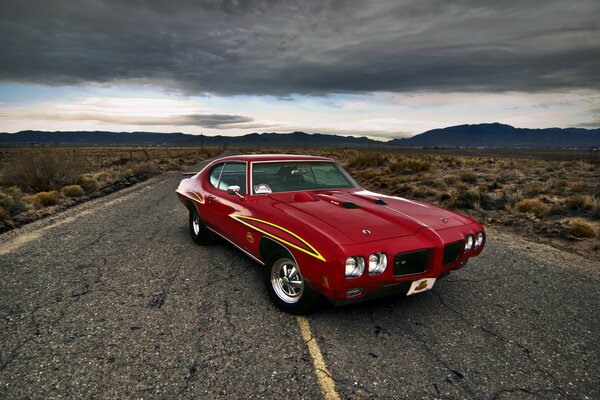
374, 198, 388, 205
316, 194, 361, 209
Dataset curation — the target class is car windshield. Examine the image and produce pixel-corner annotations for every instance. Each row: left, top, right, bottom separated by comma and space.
251, 161, 358, 194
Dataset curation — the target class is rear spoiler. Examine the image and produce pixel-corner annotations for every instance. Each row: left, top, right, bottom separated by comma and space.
181, 171, 198, 177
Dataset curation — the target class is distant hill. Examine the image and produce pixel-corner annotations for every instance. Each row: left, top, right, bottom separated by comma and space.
0, 130, 381, 148
1, 123, 599, 148
388, 123, 600, 148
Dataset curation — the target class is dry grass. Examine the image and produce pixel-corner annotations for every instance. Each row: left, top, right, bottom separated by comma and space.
0, 188, 29, 218
62, 185, 85, 197
570, 219, 596, 238
0, 206, 9, 221
0, 146, 216, 223
388, 158, 430, 174
75, 175, 100, 194
565, 194, 596, 211
24, 191, 61, 207
515, 198, 551, 218
2, 149, 87, 192
348, 152, 386, 169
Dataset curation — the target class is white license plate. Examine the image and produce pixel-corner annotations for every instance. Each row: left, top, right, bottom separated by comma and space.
407, 278, 436, 296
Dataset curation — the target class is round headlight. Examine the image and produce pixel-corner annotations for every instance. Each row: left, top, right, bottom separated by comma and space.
464, 235, 474, 253
475, 232, 484, 248
368, 252, 387, 275
345, 256, 365, 278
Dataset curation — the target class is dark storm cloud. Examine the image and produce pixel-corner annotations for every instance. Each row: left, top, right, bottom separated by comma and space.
1, 0, 599, 95
0, 107, 256, 129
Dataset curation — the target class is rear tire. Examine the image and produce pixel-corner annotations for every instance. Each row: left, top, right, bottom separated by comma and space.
189, 204, 215, 245
264, 250, 318, 314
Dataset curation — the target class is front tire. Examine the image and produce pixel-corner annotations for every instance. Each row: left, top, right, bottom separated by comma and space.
264, 250, 318, 314
189, 204, 215, 245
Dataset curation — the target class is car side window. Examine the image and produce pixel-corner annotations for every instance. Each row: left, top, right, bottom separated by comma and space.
217, 162, 247, 195
209, 163, 225, 188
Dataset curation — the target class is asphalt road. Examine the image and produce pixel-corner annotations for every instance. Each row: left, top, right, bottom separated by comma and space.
1, 166, 598, 399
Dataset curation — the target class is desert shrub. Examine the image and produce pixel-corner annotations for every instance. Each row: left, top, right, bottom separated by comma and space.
374, 176, 396, 190
413, 186, 438, 198
452, 181, 469, 192
498, 169, 525, 184
3, 150, 87, 192
130, 162, 160, 178
439, 192, 452, 202
26, 191, 61, 207
515, 198, 550, 218
348, 153, 386, 169
355, 170, 380, 181
565, 195, 595, 211
0, 193, 15, 212
501, 188, 522, 208
0, 192, 28, 216
442, 156, 463, 166
451, 188, 480, 209
548, 178, 568, 195
348, 153, 386, 168
568, 180, 588, 193
0, 206, 10, 221
460, 172, 478, 184
75, 175, 100, 193
389, 159, 430, 174
5, 186, 22, 197
569, 219, 596, 238
429, 178, 448, 190
524, 182, 547, 196
443, 175, 458, 185
110, 157, 131, 167
62, 185, 85, 197
393, 183, 416, 196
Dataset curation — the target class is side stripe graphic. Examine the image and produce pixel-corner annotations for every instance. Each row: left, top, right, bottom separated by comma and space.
230, 214, 326, 262
176, 189, 205, 204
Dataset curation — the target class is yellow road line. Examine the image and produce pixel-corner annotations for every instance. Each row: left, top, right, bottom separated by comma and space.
296, 316, 341, 400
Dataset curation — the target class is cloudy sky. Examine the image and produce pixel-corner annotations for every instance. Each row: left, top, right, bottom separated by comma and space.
1, 0, 599, 140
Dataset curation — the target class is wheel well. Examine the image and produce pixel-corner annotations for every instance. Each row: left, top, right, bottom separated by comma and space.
259, 237, 291, 263
187, 200, 198, 213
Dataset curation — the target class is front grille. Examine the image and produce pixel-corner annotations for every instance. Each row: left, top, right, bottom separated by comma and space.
393, 249, 431, 276
442, 241, 464, 266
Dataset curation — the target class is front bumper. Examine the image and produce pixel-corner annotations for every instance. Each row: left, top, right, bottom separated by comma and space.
329, 268, 459, 306
322, 223, 484, 303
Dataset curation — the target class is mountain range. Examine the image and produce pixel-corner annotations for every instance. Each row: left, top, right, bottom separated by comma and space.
1, 123, 598, 148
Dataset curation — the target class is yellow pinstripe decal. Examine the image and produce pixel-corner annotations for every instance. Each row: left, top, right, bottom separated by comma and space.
176, 189, 205, 204
230, 214, 326, 262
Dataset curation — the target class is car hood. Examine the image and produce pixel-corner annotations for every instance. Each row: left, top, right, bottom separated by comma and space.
267, 189, 471, 244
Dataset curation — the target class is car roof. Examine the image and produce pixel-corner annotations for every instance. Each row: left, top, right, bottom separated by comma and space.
213, 154, 334, 163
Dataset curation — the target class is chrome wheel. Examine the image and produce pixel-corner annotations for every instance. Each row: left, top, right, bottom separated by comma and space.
192, 214, 200, 235
188, 204, 215, 245
271, 258, 304, 304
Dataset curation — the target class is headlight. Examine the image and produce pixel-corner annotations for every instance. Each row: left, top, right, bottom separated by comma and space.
345, 256, 365, 278
475, 232, 484, 248
368, 252, 387, 275
464, 235, 474, 253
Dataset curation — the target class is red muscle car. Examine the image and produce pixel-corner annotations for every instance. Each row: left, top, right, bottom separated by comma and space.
176, 154, 485, 314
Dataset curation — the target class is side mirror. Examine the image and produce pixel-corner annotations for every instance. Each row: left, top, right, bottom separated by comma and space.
227, 185, 244, 199
227, 185, 240, 195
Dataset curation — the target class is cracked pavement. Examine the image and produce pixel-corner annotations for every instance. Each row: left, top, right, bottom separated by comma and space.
1, 167, 599, 399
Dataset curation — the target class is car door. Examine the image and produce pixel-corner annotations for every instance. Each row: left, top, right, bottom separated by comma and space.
203, 161, 251, 249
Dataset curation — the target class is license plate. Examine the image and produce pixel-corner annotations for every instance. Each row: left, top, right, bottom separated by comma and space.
407, 278, 436, 296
